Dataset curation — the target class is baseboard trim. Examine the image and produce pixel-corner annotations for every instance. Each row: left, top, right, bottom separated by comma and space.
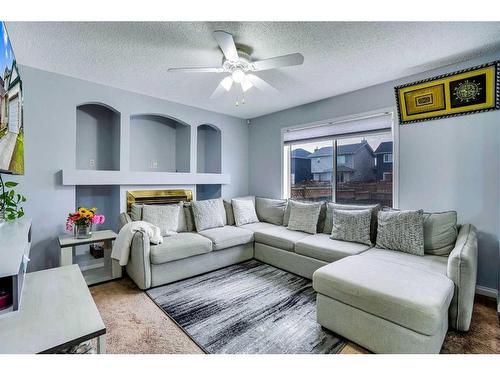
476, 285, 498, 299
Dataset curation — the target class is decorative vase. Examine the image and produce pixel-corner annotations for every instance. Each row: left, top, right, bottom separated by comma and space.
74, 224, 92, 239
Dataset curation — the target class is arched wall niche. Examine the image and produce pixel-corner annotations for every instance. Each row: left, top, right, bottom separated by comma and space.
76, 102, 121, 171
129, 114, 191, 173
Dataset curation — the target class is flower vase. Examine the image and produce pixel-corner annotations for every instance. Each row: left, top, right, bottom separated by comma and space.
74, 224, 92, 239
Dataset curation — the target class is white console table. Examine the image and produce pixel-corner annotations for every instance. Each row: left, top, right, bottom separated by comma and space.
0, 265, 106, 353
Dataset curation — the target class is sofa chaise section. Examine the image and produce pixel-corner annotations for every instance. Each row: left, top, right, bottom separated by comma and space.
313, 256, 455, 353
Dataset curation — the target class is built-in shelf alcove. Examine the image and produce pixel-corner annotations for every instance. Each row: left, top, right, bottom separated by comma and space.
196, 184, 222, 201
130, 114, 190, 173
197, 124, 221, 174
76, 103, 120, 171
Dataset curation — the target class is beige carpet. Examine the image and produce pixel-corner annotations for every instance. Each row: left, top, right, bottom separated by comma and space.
90, 277, 499, 354
90, 278, 203, 354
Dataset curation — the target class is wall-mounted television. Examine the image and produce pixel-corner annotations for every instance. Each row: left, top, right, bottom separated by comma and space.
0, 21, 23, 175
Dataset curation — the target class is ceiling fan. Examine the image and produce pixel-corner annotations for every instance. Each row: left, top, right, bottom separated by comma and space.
168, 30, 304, 102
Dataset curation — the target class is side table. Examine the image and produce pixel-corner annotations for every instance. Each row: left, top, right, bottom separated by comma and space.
58, 229, 121, 286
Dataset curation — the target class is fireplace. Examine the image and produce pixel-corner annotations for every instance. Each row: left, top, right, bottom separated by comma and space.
126, 189, 193, 213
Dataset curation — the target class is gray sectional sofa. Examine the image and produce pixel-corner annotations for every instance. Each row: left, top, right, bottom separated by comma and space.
118, 196, 478, 354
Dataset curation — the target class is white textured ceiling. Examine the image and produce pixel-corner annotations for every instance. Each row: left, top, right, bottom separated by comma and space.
6, 22, 500, 119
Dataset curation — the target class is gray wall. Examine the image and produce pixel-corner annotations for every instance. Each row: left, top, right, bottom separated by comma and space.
249, 51, 500, 290
129, 115, 186, 172
76, 104, 120, 171
10, 65, 249, 272
197, 124, 221, 173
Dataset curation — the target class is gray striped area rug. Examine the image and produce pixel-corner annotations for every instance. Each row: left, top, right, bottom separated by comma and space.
147, 260, 345, 354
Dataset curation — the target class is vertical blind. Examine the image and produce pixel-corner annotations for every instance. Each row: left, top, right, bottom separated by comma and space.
283, 113, 392, 144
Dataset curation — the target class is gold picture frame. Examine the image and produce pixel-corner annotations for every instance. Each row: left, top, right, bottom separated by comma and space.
395, 61, 500, 124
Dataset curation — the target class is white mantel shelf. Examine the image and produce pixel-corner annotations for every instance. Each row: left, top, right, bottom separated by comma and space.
61, 170, 230, 186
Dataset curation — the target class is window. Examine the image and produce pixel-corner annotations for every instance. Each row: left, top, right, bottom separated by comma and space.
290, 140, 333, 202
283, 113, 394, 207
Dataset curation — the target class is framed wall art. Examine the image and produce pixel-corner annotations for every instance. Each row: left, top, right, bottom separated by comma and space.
395, 61, 500, 124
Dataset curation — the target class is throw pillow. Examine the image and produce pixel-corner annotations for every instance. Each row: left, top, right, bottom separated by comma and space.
142, 204, 180, 237
283, 199, 291, 226
376, 209, 425, 256
130, 203, 143, 221
183, 203, 196, 232
231, 199, 259, 227
287, 200, 322, 234
255, 197, 287, 225
423, 211, 458, 256
224, 200, 235, 226
330, 209, 372, 245
191, 199, 225, 232
324, 203, 380, 242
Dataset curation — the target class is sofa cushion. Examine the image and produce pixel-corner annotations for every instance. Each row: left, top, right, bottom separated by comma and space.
376, 209, 425, 256
149, 232, 213, 265
323, 203, 380, 242
142, 204, 180, 236
423, 211, 458, 256
331, 209, 372, 245
295, 233, 371, 262
198, 225, 254, 251
239, 222, 280, 232
192, 198, 225, 232
287, 200, 322, 234
361, 248, 448, 276
255, 197, 287, 225
130, 202, 187, 232
232, 198, 259, 227
313, 256, 454, 335
254, 225, 310, 251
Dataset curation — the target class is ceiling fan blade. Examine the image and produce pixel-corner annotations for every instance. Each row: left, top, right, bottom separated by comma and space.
168, 67, 224, 73
246, 74, 278, 93
251, 53, 304, 71
210, 84, 227, 99
210, 76, 234, 99
213, 30, 239, 61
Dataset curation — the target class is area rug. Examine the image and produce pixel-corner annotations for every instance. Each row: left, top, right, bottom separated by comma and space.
147, 260, 346, 354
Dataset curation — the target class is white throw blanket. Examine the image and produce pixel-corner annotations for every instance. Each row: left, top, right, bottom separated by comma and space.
111, 221, 163, 266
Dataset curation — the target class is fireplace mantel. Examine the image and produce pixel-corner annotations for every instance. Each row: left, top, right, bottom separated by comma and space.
61, 169, 230, 186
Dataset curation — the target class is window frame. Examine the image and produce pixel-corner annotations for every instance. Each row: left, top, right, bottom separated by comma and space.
281, 108, 399, 208
383, 153, 393, 163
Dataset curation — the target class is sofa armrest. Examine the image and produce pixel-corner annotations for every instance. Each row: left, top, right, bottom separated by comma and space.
447, 224, 478, 331
125, 231, 152, 290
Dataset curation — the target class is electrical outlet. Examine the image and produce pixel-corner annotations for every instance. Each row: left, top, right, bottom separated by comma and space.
89, 159, 95, 168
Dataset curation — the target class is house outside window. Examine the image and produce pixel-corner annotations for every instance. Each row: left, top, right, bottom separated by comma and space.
284, 113, 394, 207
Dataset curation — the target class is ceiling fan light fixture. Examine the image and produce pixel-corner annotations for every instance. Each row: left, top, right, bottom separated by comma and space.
241, 78, 253, 92
231, 69, 246, 83
220, 76, 233, 91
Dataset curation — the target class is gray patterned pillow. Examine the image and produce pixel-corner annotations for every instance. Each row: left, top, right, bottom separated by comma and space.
232, 199, 259, 227
376, 209, 424, 256
191, 199, 225, 232
287, 200, 322, 234
131, 202, 187, 232
324, 203, 380, 242
142, 204, 180, 237
330, 209, 372, 245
